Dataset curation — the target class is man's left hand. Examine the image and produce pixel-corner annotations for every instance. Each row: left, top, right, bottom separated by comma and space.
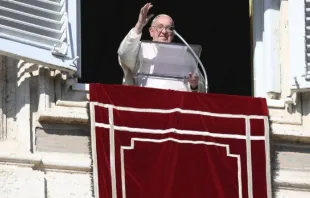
188, 72, 199, 89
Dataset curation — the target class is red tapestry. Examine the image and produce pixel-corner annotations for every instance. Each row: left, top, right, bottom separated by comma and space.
90, 84, 272, 198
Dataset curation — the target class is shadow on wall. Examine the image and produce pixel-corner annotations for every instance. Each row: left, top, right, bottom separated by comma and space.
0, 57, 40, 146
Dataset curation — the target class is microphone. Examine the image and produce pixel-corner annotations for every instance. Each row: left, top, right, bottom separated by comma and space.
173, 30, 209, 92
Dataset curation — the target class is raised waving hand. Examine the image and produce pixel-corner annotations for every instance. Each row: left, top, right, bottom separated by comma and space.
134, 3, 154, 34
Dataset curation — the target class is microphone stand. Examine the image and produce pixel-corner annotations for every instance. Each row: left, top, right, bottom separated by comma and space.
173, 30, 209, 92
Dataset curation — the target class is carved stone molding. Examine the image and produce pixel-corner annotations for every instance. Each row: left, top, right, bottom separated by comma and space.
0, 56, 7, 140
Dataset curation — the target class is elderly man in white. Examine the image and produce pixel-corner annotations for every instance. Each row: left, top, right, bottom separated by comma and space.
118, 3, 205, 92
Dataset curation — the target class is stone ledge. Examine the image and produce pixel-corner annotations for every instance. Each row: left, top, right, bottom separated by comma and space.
272, 124, 310, 143
0, 152, 91, 172
45, 100, 310, 145
275, 187, 310, 197
36, 124, 90, 154
275, 168, 310, 190
38, 106, 89, 125
275, 143, 310, 171
56, 100, 89, 108
1, 152, 309, 192
0, 149, 310, 192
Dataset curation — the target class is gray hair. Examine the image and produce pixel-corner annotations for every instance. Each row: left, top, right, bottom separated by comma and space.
151, 14, 175, 27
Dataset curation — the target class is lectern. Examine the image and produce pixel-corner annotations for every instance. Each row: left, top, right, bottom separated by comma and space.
133, 41, 205, 92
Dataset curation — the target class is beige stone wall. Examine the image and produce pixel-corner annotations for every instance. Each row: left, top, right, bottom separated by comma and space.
0, 54, 309, 197
268, 0, 310, 140
0, 56, 92, 198
0, 1, 310, 196
0, 164, 92, 198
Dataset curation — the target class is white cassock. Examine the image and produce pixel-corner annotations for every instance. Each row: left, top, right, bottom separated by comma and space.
117, 28, 206, 92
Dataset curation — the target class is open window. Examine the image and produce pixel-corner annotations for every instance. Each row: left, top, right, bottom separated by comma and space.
289, 0, 310, 92
79, 0, 252, 96
0, 0, 81, 76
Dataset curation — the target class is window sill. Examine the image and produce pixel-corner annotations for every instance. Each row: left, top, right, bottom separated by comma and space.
72, 83, 289, 109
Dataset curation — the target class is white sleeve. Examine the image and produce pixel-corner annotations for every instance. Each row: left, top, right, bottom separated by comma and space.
117, 28, 142, 72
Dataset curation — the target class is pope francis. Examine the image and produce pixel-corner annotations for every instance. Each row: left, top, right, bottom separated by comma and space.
117, 3, 205, 92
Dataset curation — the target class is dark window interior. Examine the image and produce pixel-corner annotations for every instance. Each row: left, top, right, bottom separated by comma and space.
80, 0, 252, 96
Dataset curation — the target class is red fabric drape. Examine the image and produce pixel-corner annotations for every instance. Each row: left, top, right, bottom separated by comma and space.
90, 84, 271, 198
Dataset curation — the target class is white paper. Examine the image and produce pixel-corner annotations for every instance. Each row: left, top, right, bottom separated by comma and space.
137, 76, 188, 91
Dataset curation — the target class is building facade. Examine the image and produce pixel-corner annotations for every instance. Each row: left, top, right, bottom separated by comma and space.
0, 0, 309, 197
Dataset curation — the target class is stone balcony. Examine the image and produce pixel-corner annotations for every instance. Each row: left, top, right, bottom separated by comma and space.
0, 57, 309, 197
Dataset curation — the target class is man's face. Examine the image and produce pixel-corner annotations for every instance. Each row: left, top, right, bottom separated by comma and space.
149, 16, 174, 43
